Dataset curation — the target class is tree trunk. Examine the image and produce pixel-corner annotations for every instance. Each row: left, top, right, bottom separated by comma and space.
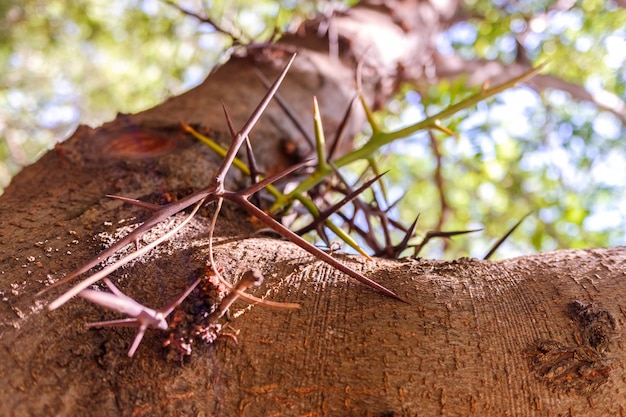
1, 2, 625, 416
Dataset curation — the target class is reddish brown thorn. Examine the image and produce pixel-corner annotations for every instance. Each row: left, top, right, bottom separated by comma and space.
254, 69, 315, 151
45, 200, 205, 309
221, 102, 263, 189
214, 53, 297, 184
412, 228, 482, 258
239, 159, 313, 198
223, 191, 405, 302
106, 194, 161, 211
79, 276, 202, 357
483, 212, 532, 260
296, 172, 386, 236
327, 95, 357, 162
37, 192, 212, 296
376, 214, 421, 259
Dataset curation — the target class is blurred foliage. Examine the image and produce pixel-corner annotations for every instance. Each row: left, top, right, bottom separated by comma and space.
377, 0, 626, 258
0, 0, 329, 190
0, 0, 624, 259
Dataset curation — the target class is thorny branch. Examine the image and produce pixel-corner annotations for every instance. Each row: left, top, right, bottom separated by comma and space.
38, 50, 542, 357
38, 54, 403, 357
183, 61, 545, 260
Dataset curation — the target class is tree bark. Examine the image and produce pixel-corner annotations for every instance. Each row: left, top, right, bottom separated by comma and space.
1, 2, 625, 416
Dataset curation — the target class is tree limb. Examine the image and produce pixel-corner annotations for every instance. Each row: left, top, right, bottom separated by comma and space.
431, 53, 626, 123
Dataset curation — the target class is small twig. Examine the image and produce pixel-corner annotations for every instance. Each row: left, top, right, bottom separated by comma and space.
428, 130, 450, 233
161, 0, 246, 45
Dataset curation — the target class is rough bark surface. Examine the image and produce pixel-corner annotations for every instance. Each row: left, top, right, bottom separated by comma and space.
1, 2, 625, 416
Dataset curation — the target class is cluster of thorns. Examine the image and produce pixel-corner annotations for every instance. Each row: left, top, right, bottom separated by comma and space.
37, 55, 413, 358
38, 51, 528, 357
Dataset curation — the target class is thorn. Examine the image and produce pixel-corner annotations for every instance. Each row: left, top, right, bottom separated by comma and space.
238, 159, 313, 199
45, 200, 205, 310
296, 172, 386, 235
106, 195, 161, 211
483, 212, 532, 260
214, 53, 297, 184
412, 228, 482, 258
224, 192, 406, 302
254, 68, 315, 151
327, 95, 357, 162
80, 276, 202, 357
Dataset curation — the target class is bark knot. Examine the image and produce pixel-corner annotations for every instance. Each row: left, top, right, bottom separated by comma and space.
526, 300, 616, 395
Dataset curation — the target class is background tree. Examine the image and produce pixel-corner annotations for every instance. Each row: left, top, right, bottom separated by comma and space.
1, 1, 625, 416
